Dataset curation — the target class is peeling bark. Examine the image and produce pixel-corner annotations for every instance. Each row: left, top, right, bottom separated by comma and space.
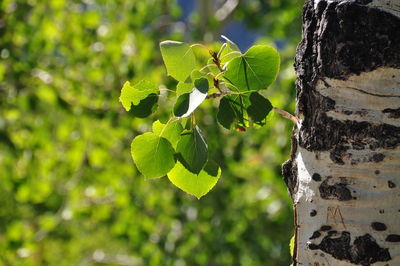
284, 0, 400, 265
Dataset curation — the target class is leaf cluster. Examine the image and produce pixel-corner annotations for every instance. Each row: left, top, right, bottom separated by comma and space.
120, 37, 280, 198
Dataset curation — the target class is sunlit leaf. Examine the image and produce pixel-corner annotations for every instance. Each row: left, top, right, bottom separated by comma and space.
131, 133, 175, 179
247, 92, 273, 126
160, 41, 197, 82
176, 126, 208, 174
119, 80, 159, 111
176, 81, 193, 96
173, 78, 208, 118
220, 35, 242, 64
223, 45, 280, 91
167, 160, 221, 199
152, 120, 183, 148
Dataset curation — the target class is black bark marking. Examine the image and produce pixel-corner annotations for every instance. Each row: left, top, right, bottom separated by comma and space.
295, 0, 400, 157
371, 153, 385, 163
310, 232, 391, 265
355, 0, 372, 4
329, 145, 348, 165
374, 170, 380, 175
282, 131, 298, 199
343, 110, 353, 115
371, 222, 387, 231
319, 178, 352, 201
379, 210, 385, 214
383, 108, 400, 119
328, 230, 338, 236
310, 231, 322, 239
388, 181, 396, 188
312, 173, 322, 182
310, 209, 317, 216
320, 225, 332, 231
386, 234, 400, 242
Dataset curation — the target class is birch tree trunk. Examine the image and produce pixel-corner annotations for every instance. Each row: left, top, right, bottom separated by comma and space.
283, 0, 400, 265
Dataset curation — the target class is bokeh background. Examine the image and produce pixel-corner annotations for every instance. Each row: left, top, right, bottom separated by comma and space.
0, 0, 302, 265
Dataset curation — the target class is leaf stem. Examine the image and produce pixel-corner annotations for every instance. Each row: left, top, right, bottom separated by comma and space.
199, 64, 217, 73
190, 43, 211, 52
159, 88, 176, 93
217, 43, 227, 59
159, 117, 178, 137
219, 51, 241, 60
273, 107, 298, 124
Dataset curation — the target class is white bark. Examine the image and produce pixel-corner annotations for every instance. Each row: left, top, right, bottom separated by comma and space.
295, 68, 400, 265
290, 1, 400, 265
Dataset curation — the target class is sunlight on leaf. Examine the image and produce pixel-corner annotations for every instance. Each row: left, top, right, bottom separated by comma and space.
168, 160, 221, 199
119, 80, 159, 111
131, 133, 175, 179
152, 120, 183, 149
160, 41, 197, 82
223, 45, 280, 91
173, 78, 208, 118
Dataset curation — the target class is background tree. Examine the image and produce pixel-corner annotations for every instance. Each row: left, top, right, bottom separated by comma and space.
0, 0, 302, 265
284, 0, 400, 264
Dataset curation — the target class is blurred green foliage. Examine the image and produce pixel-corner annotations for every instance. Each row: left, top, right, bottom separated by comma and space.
0, 0, 301, 265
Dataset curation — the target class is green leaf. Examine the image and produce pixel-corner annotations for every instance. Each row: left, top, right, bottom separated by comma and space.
152, 120, 183, 148
217, 94, 249, 130
131, 132, 175, 179
174, 93, 190, 117
160, 41, 197, 82
129, 94, 158, 118
173, 78, 208, 118
119, 80, 159, 111
223, 45, 280, 92
176, 71, 212, 96
176, 81, 193, 96
167, 160, 221, 199
176, 126, 208, 174
220, 35, 241, 65
247, 92, 273, 126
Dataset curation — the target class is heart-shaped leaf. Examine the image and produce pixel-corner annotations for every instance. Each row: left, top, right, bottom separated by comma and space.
176, 126, 208, 174
160, 41, 197, 82
168, 160, 221, 199
131, 132, 175, 179
173, 78, 208, 118
119, 80, 159, 111
247, 92, 273, 126
176, 81, 193, 96
152, 120, 183, 149
217, 94, 249, 130
129, 93, 158, 118
223, 45, 280, 92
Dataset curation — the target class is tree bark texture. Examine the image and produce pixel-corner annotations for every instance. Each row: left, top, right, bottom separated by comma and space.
284, 0, 400, 265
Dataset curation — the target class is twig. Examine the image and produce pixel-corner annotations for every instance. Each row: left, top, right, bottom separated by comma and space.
273, 107, 299, 124
206, 91, 230, 99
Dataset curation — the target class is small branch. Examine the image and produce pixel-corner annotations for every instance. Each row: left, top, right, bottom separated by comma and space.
273, 107, 298, 124
206, 91, 230, 99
